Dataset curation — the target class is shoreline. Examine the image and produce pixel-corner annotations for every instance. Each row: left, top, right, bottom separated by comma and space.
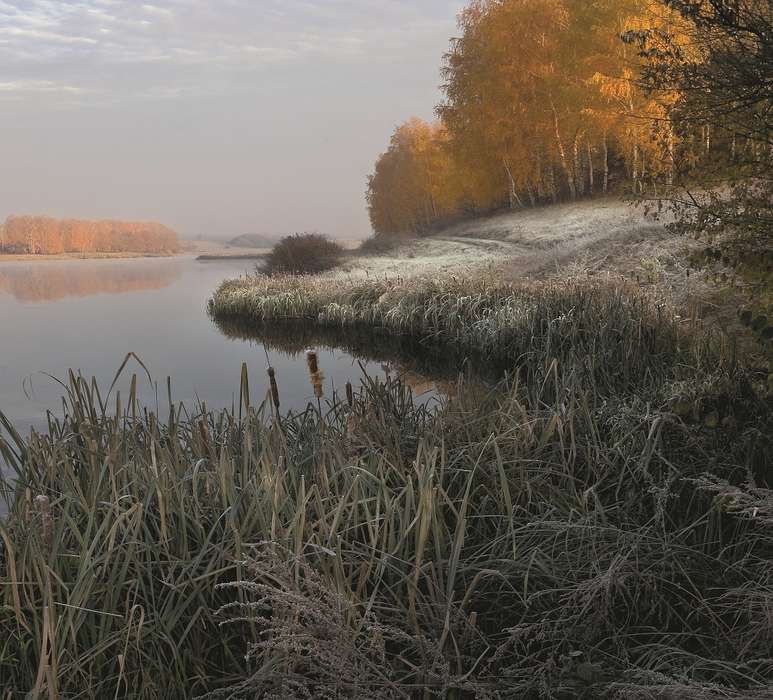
0, 251, 179, 262
196, 252, 269, 261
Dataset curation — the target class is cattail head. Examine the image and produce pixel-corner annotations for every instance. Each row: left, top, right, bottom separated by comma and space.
267, 366, 280, 409
35, 494, 53, 551
306, 351, 324, 399
345, 381, 353, 408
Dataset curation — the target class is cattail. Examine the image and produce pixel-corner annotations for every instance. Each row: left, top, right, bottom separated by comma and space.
35, 495, 53, 551
267, 367, 280, 409
345, 381, 353, 407
198, 419, 208, 445
306, 351, 324, 399
306, 350, 319, 374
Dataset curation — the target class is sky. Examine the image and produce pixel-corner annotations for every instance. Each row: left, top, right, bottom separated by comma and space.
0, 0, 463, 239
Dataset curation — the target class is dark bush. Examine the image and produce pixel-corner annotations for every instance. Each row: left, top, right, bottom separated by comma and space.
263, 233, 343, 275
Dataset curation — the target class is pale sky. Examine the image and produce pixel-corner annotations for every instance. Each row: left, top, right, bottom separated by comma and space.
0, 1, 462, 238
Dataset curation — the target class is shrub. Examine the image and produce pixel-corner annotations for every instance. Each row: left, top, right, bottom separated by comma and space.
263, 233, 343, 275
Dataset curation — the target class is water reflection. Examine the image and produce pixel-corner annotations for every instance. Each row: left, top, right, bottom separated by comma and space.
212, 315, 463, 396
0, 259, 181, 303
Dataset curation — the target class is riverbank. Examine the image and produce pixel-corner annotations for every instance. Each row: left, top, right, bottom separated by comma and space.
213, 197, 763, 352
2, 200, 772, 698
4, 272, 772, 697
196, 252, 269, 261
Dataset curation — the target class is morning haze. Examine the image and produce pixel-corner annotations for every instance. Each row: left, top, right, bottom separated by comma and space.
0, 0, 462, 239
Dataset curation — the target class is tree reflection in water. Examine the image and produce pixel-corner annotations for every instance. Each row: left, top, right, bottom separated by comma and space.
0, 260, 182, 303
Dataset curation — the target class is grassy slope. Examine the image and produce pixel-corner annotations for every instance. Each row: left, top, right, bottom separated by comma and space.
2, 198, 772, 698
335, 198, 673, 280
209, 208, 773, 696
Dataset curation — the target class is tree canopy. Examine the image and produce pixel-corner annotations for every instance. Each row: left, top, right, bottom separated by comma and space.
367, 0, 688, 236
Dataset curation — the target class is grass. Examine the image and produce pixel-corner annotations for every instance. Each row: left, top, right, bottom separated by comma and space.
209, 273, 747, 394
1, 275, 771, 698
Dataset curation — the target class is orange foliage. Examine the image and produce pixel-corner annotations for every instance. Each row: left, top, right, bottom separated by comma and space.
367, 119, 463, 236
367, 0, 691, 236
0, 216, 179, 255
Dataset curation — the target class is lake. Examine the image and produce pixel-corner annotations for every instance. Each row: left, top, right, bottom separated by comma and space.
0, 256, 438, 444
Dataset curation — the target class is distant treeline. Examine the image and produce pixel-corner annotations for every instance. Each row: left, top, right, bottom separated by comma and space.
0, 216, 179, 255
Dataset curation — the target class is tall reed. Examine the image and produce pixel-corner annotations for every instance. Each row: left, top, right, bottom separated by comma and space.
0, 356, 770, 697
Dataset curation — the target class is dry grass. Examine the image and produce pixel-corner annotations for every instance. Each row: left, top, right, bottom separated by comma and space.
209, 273, 726, 393
0, 275, 770, 697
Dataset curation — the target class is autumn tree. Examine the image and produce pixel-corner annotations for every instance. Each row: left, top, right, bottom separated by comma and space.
630, 0, 773, 253
366, 0, 698, 237
367, 119, 461, 236
0, 217, 179, 255
439, 0, 679, 204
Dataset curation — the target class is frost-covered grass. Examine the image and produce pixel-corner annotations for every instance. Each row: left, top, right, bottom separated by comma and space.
333, 198, 675, 281
210, 274, 714, 393
2, 209, 771, 697
1, 305, 771, 697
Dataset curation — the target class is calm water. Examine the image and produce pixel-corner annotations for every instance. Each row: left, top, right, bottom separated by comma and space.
0, 257, 433, 442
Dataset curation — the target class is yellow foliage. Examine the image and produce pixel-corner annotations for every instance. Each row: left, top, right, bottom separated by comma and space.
368, 0, 695, 235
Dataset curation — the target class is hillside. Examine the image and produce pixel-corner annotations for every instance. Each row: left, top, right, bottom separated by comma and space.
227, 233, 278, 248
345, 198, 672, 278
335, 197, 759, 348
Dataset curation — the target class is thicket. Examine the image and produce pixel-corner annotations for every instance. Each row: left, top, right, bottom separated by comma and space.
367, 0, 684, 236
630, 0, 773, 329
263, 233, 344, 276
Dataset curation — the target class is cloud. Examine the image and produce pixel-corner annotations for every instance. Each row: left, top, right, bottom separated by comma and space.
0, 80, 84, 94
0, 26, 98, 44
0, 1, 460, 105
0, 79, 86, 96
0, 1, 459, 63
140, 4, 173, 18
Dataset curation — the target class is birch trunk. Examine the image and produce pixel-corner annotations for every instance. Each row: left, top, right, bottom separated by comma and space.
602, 132, 609, 194
549, 167, 559, 204
587, 141, 594, 195
503, 160, 523, 209
574, 135, 585, 197
551, 100, 576, 200
526, 184, 536, 207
